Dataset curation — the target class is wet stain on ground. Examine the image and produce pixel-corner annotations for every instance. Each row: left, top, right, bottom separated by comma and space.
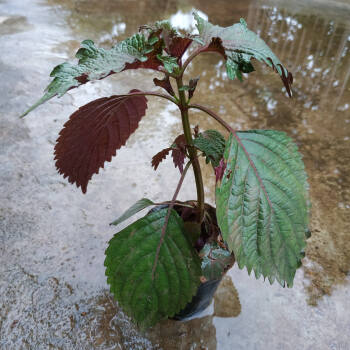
0, 14, 32, 35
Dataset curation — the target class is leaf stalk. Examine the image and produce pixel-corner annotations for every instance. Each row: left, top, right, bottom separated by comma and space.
152, 161, 192, 280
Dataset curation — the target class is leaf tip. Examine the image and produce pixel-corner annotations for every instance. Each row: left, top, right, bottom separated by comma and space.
239, 18, 247, 27
19, 111, 28, 119
214, 158, 227, 183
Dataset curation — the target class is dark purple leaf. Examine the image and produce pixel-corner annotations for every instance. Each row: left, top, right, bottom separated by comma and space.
188, 77, 200, 100
153, 76, 175, 96
214, 158, 227, 183
171, 149, 185, 174
167, 37, 193, 58
151, 148, 171, 171
171, 134, 187, 173
54, 89, 148, 193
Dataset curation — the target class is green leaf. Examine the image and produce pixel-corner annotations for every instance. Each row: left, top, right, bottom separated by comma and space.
143, 20, 192, 59
110, 198, 155, 226
200, 242, 234, 280
21, 34, 159, 117
178, 85, 191, 91
215, 130, 309, 287
153, 20, 178, 36
193, 12, 293, 96
156, 54, 179, 74
104, 208, 201, 328
193, 129, 226, 167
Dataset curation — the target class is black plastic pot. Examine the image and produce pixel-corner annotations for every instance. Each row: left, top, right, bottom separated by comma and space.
172, 278, 221, 320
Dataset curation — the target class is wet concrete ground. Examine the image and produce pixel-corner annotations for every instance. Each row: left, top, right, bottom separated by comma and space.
0, 0, 350, 349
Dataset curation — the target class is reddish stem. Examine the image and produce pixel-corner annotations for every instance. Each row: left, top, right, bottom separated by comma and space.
151, 161, 192, 280
121, 90, 178, 105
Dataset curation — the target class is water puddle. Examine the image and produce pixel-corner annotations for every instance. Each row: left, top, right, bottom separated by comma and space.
1, 0, 349, 348
0, 14, 32, 35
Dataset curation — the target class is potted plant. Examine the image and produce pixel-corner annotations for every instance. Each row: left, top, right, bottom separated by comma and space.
21, 12, 310, 329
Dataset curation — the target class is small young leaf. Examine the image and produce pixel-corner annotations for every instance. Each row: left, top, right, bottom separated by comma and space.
54, 90, 147, 193
215, 131, 309, 287
152, 20, 178, 39
152, 135, 187, 173
21, 34, 161, 117
188, 77, 200, 100
110, 198, 155, 226
171, 149, 185, 174
171, 134, 187, 174
104, 208, 201, 328
151, 148, 172, 171
178, 78, 199, 99
193, 129, 226, 167
193, 12, 293, 97
226, 59, 252, 81
148, 21, 192, 58
156, 54, 179, 74
214, 159, 227, 183
200, 242, 234, 280
153, 76, 175, 96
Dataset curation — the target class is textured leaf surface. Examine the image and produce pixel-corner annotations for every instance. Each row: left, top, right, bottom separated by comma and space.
215, 130, 309, 287
54, 90, 147, 193
151, 148, 171, 170
193, 129, 226, 167
156, 54, 179, 73
167, 36, 193, 58
194, 13, 293, 96
214, 158, 227, 183
149, 20, 193, 59
21, 35, 159, 117
171, 148, 186, 174
200, 242, 234, 280
110, 198, 155, 226
153, 76, 175, 96
151, 134, 187, 173
105, 208, 201, 328
171, 134, 187, 174
188, 77, 199, 100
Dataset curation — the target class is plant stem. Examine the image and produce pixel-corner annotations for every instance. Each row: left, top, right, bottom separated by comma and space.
176, 77, 205, 223
188, 103, 232, 132
152, 161, 192, 280
120, 90, 178, 105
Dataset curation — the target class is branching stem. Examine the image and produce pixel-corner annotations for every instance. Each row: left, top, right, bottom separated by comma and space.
188, 103, 232, 132
181, 47, 205, 73
181, 45, 224, 74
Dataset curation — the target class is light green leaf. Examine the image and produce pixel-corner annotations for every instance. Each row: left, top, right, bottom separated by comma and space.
105, 208, 201, 328
178, 85, 191, 91
110, 198, 155, 226
200, 242, 234, 280
153, 20, 178, 36
193, 12, 293, 96
21, 34, 157, 117
156, 54, 179, 74
193, 129, 226, 167
215, 130, 309, 287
